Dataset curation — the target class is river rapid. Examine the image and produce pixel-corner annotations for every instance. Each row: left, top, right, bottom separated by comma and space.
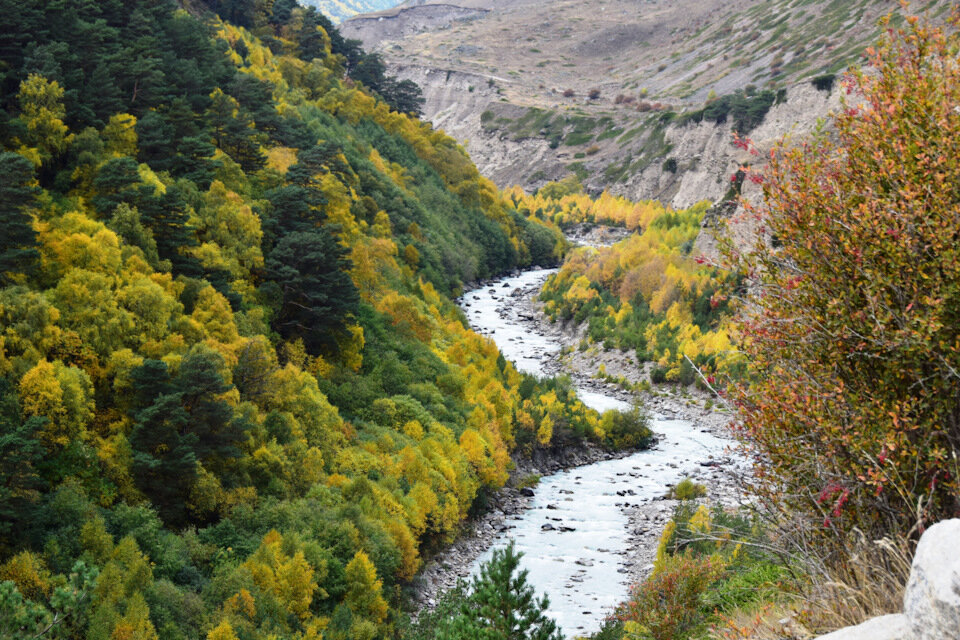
456, 267, 740, 638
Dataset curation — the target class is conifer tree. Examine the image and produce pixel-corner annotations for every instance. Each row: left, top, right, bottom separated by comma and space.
0, 152, 39, 284
444, 542, 562, 640
265, 229, 359, 355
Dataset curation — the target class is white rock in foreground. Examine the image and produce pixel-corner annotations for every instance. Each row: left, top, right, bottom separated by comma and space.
816, 614, 910, 640
903, 518, 960, 640
816, 518, 960, 640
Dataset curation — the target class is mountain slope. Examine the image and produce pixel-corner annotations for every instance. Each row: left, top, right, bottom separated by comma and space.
0, 1, 625, 637
342, 0, 954, 200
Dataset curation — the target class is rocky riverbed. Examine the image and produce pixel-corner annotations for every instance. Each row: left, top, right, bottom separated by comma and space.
407, 261, 744, 636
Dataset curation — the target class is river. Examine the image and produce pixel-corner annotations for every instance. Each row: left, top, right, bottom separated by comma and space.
458, 267, 737, 638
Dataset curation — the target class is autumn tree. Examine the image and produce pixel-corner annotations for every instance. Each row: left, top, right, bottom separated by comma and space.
16, 74, 71, 166
726, 12, 960, 552
344, 550, 388, 629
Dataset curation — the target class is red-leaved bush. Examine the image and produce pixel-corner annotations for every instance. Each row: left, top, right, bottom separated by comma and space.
725, 9, 960, 554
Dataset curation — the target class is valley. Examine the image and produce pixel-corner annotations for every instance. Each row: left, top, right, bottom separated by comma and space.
1, 1, 959, 640
409, 258, 741, 637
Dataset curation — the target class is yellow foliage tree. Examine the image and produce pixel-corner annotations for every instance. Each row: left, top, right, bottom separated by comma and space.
344, 550, 388, 624
17, 74, 72, 164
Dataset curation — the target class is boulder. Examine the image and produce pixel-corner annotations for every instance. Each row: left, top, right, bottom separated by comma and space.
814, 518, 960, 640
815, 614, 910, 640
903, 518, 960, 640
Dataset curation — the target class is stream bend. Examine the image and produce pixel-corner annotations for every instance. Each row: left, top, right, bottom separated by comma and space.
458, 267, 738, 637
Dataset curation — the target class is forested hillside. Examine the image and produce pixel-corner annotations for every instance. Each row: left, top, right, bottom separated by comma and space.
0, 1, 634, 638
504, 181, 740, 386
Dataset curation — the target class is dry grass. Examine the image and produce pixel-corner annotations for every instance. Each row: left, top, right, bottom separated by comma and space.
801, 532, 912, 633
710, 530, 913, 640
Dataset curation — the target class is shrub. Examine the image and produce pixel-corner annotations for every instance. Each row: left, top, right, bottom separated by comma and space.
810, 73, 835, 92
588, 88, 601, 100
662, 157, 678, 173
616, 552, 725, 640
515, 473, 541, 489
669, 478, 707, 501
726, 12, 960, 553
680, 89, 776, 135
601, 405, 653, 450
650, 365, 668, 384
400, 580, 469, 640
562, 88, 574, 98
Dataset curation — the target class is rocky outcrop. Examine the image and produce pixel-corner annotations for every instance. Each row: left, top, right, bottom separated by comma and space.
816, 614, 911, 640
816, 519, 960, 640
340, 4, 488, 44
623, 81, 843, 210
381, 62, 842, 218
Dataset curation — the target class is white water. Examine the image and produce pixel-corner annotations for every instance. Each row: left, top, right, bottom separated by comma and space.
459, 269, 735, 638
460, 268, 560, 377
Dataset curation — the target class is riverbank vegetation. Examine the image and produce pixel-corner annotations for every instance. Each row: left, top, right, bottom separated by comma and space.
510, 185, 741, 386
0, 1, 646, 637
589, 8, 960, 640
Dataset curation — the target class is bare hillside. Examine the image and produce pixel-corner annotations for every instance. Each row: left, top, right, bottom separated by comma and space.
342, 0, 953, 202
301, 0, 402, 23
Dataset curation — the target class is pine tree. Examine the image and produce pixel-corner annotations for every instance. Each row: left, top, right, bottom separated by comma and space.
444, 542, 562, 640
128, 351, 248, 524
0, 377, 47, 549
0, 152, 39, 284
265, 229, 359, 355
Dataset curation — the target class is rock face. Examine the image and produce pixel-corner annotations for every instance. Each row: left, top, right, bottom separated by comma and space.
381, 63, 842, 226
903, 519, 960, 640
816, 518, 960, 640
340, 4, 489, 42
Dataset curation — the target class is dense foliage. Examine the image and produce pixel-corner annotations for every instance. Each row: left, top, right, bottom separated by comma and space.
0, 2, 616, 638
511, 185, 740, 384
601, 504, 787, 640
727, 13, 960, 552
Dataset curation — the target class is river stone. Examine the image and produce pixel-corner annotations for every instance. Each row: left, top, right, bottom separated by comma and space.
815, 614, 910, 640
903, 518, 960, 640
